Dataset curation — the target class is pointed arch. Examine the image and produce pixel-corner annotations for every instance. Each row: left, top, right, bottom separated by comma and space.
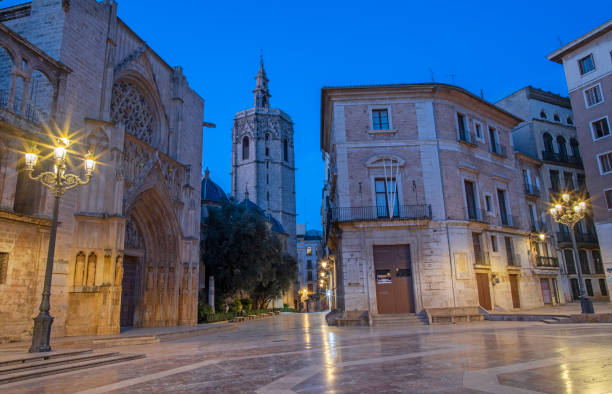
242, 136, 250, 160
543, 132, 554, 153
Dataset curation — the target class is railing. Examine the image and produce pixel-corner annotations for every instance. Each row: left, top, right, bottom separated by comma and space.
465, 208, 489, 223
500, 214, 520, 228
556, 231, 598, 244
490, 143, 507, 157
507, 253, 521, 267
524, 182, 540, 197
542, 150, 583, 166
0, 89, 49, 124
331, 205, 431, 223
537, 256, 559, 268
474, 251, 490, 266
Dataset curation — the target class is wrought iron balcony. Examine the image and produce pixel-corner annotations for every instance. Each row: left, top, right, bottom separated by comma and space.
474, 251, 490, 266
490, 142, 507, 157
524, 182, 540, 197
465, 208, 489, 224
556, 231, 598, 245
330, 205, 431, 223
537, 256, 559, 268
541, 150, 583, 167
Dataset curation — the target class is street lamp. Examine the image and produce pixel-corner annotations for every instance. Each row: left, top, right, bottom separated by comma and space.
549, 192, 593, 314
25, 138, 96, 352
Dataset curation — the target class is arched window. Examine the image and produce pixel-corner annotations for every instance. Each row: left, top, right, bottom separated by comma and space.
265, 133, 270, 156
0, 45, 13, 102
543, 133, 554, 153
567, 116, 573, 125
553, 113, 560, 122
283, 139, 288, 162
557, 135, 567, 158
540, 110, 547, 119
570, 138, 580, 160
242, 136, 250, 160
28, 70, 54, 122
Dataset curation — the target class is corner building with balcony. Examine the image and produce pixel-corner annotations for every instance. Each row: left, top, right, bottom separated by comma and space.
497, 86, 608, 304
0, 0, 203, 342
321, 83, 554, 320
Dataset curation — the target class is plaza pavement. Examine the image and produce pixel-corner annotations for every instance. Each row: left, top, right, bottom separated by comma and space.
1, 312, 612, 393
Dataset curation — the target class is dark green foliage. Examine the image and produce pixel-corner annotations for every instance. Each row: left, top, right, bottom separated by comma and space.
241, 298, 253, 311
202, 200, 297, 312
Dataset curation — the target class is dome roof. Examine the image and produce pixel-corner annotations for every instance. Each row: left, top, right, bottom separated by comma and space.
240, 197, 286, 234
201, 168, 228, 204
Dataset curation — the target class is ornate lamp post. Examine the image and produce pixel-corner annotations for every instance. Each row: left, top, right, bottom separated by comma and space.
549, 192, 594, 314
25, 138, 96, 352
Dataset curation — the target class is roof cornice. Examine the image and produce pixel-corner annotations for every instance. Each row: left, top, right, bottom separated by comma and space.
547, 18, 612, 63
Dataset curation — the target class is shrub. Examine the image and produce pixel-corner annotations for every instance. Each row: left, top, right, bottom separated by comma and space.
233, 299, 242, 312
241, 298, 253, 311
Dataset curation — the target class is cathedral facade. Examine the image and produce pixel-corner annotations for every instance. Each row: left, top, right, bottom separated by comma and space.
0, 0, 203, 342
231, 62, 297, 257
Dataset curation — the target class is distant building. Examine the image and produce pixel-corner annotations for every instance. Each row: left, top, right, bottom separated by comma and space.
321, 83, 556, 322
296, 225, 323, 311
497, 87, 607, 302
547, 19, 612, 299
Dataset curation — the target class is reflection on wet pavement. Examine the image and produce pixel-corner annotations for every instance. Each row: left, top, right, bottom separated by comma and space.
1, 313, 612, 393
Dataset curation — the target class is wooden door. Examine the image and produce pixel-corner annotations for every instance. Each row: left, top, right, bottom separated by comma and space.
374, 245, 414, 314
476, 273, 492, 310
509, 274, 520, 308
120, 256, 140, 327
540, 278, 552, 304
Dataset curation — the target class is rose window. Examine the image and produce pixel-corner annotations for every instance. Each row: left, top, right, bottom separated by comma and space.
111, 81, 155, 145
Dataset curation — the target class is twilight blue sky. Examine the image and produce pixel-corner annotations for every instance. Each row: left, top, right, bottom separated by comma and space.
4, 0, 610, 229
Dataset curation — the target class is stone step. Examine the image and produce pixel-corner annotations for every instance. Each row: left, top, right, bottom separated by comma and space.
0, 353, 145, 385
371, 314, 428, 327
91, 336, 160, 348
0, 349, 93, 368
541, 317, 572, 324
0, 352, 120, 375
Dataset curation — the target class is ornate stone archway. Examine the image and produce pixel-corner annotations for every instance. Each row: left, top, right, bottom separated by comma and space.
121, 186, 182, 327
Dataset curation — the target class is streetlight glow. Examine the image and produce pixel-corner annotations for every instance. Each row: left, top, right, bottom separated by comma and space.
538, 233, 546, 241
25, 152, 38, 169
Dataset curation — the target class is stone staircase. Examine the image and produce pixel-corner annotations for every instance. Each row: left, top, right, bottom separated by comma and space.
370, 313, 428, 327
541, 316, 572, 324
0, 349, 145, 385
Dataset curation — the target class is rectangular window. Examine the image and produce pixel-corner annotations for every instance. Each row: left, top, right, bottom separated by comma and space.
307, 271, 313, 281
472, 232, 484, 265
598, 152, 612, 174
563, 172, 574, 190
550, 170, 560, 192
485, 195, 492, 212
0, 252, 7, 284
592, 250, 604, 274
591, 117, 610, 140
584, 85, 603, 107
529, 204, 537, 231
306, 247, 312, 255
457, 113, 469, 142
375, 178, 399, 218
578, 54, 595, 75
599, 278, 608, 297
475, 122, 483, 140
505, 237, 516, 266
585, 279, 594, 297
464, 180, 478, 220
307, 283, 314, 292
489, 127, 501, 154
372, 109, 389, 130
579, 250, 591, 274
497, 189, 509, 226
490, 235, 498, 252
307, 260, 313, 269
605, 189, 612, 209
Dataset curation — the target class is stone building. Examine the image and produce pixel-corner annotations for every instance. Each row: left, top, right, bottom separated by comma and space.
547, 19, 612, 299
497, 86, 608, 303
321, 83, 554, 321
231, 60, 297, 258
296, 225, 323, 311
0, 0, 203, 342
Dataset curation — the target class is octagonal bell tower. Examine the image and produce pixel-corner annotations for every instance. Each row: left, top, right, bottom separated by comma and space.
231, 59, 297, 257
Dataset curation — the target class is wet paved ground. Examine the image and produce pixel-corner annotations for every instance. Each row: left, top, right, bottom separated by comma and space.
2, 313, 612, 393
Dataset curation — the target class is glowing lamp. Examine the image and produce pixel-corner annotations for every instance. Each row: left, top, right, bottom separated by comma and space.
321, 260, 328, 269
562, 193, 570, 202
84, 154, 96, 175
25, 152, 38, 169
555, 204, 562, 211
579, 202, 586, 209
538, 233, 546, 241
54, 146, 66, 161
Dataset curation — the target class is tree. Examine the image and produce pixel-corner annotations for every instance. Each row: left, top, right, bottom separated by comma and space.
202, 200, 296, 307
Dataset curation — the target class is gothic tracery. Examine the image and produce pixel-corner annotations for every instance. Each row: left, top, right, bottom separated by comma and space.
111, 81, 155, 145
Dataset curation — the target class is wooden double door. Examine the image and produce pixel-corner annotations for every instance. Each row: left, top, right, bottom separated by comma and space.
373, 245, 415, 314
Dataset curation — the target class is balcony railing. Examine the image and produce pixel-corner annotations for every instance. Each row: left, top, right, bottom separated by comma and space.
490, 143, 507, 157
556, 231, 598, 244
465, 208, 489, 223
542, 150, 583, 166
474, 251, 490, 266
331, 205, 431, 223
524, 182, 540, 197
0, 89, 49, 124
500, 214, 520, 228
537, 256, 559, 268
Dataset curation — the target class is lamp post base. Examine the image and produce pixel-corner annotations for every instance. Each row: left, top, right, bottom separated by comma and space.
29, 313, 54, 353
580, 297, 594, 314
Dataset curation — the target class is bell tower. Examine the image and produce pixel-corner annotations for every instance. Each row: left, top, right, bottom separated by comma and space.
231, 60, 297, 257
